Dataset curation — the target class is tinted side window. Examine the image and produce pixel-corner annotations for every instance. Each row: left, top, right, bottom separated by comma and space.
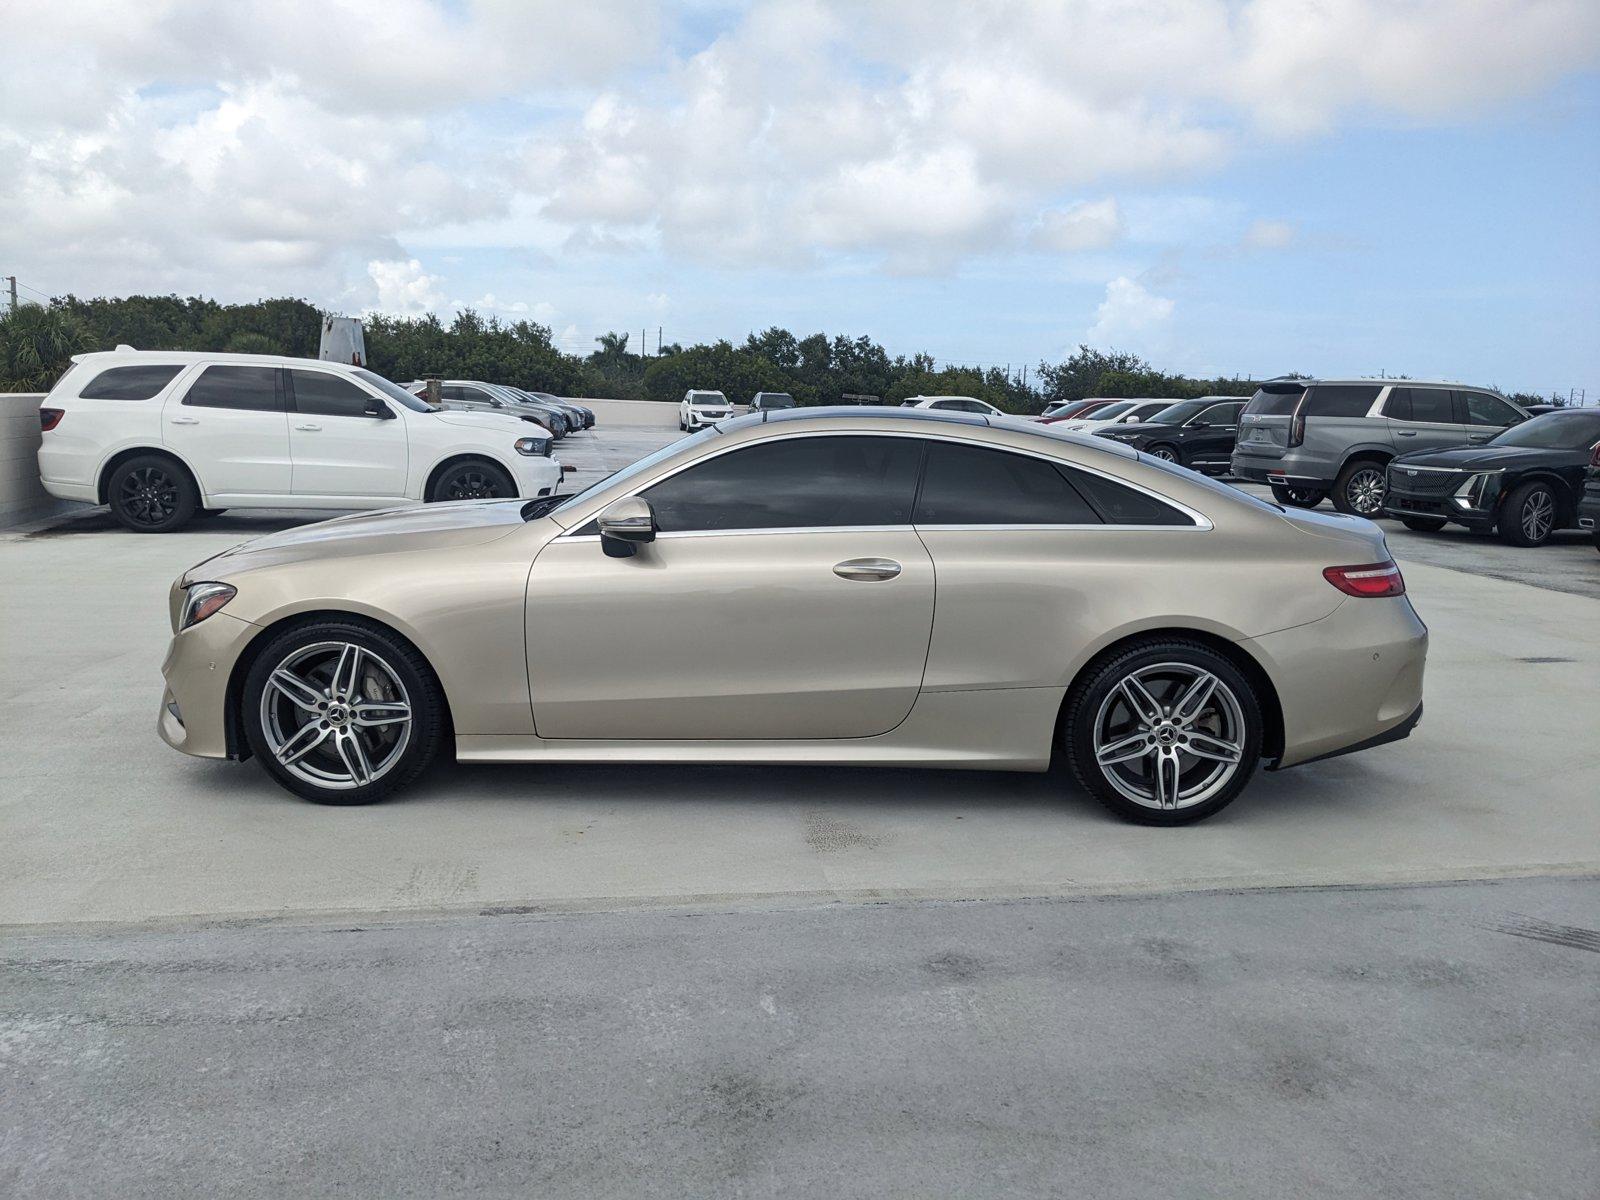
290, 370, 376, 418
182, 365, 281, 412
79, 364, 183, 401
1458, 391, 1519, 427
1304, 385, 1381, 418
1193, 403, 1242, 426
1389, 387, 1454, 424
643, 436, 922, 532
1070, 470, 1194, 526
915, 442, 1101, 525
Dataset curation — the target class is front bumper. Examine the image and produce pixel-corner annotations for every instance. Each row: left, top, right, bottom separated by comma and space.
158, 611, 261, 760
510, 454, 563, 499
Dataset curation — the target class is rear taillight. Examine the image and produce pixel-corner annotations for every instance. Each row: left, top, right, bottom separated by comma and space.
1323, 560, 1405, 598
1287, 409, 1306, 448
40, 408, 64, 432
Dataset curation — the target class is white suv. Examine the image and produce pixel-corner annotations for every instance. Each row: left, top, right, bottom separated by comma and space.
680, 389, 732, 431
37, 350, 564, 532
904, 395, 1005, 417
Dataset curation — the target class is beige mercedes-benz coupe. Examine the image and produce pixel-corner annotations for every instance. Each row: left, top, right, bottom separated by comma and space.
159, 407, 1427, 823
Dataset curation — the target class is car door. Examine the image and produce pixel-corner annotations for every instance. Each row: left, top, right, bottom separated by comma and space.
162, 363, 292, 498
1383, 386, 1470, 452
525, 433, 934, 740
285, 367, 409, 499
1455, 390, 1523, 445
1185, 402, 1243, 468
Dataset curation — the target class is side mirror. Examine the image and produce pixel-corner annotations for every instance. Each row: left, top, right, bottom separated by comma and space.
597, 497, 656, 558
365, 398, 395, 420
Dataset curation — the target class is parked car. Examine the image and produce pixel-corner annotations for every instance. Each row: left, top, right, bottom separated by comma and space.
1053, 400, 1172, 432
905, 395, 1006, 417
681, 390, 732, 431
1381, 408, 1600, 545
39, 351, 562, 532
409, 380, 569, 437
751, 392, 798, 413
519, 390, 593, 431
1232, 378, 1528, 516
158, 406, 1426, 825
1036, 399, 1120, 425
1579, 438, 1600, 555
1093, 397, 1247, 473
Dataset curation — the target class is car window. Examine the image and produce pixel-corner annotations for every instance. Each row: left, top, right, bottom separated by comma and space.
78, 364, 183, 401
642, 435, 923, 532
290, 370, 376, 418
1457, 391, 1519, 427
181, 365, 281, 412
1243, 385, 1305, 416
915, 441, 1102, 526
1490, 410, 1600, 449
1387, 387, 1454, 424
459, 387, 497, 404
1191, 403, 1240, 426
1069, 470, 1195, 526
1304, 385, 1381, 417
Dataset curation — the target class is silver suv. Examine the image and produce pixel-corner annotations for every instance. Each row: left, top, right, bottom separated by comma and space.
1231, 378, 1528, 515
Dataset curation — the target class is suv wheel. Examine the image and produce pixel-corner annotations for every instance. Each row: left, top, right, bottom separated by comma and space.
1270, 484, 1325, 508
1147, 444, 1181, 464
429, 459, 515, 502
107, 453, 198, 532
1063, 639, 1262, 825
1333, 460, 1387, 517
1499, 481, 1558, 547
242, 620, 444, 804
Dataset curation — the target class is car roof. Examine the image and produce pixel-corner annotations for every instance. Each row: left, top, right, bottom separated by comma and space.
70, 348, 361, 371
1259, 376, 1504, 395
718, 404, 1137, 459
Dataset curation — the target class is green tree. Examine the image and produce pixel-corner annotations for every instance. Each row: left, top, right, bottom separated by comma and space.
0, 304, 91, 391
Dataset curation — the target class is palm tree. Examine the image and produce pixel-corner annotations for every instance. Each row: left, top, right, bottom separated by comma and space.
0, 304, 90, 392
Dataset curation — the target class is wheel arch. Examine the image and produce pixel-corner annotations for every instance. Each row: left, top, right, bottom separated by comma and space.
1055, 626, 1286, 765
96, 445, 205, 505
221, 608, 456, 761
1499, 470, 1579, 521
1335, 445, 1394, 476
423, 452, 521, 501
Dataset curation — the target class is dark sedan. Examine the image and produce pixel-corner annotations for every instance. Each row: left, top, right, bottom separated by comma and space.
1382, 408, 1600, 546
1091, 396, 1247, 474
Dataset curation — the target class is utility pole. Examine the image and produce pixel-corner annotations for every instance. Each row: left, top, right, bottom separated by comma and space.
5, 276, 16, 314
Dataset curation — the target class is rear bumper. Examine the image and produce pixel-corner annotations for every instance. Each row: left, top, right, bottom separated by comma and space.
1230, 452, 1330, 488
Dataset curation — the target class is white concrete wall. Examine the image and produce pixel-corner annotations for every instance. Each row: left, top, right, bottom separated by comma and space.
570, 398, 680, 427
0, 393, 75, 528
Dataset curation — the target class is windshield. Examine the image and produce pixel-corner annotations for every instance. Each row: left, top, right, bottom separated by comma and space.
547, 428, 719, 519
1086, 402, 1135, 420
1490, 409, 1600, 450
759, 394, 796, 407
689, 393, 727, 407
1148, 399, 1209, 424
356, 368, 438, 412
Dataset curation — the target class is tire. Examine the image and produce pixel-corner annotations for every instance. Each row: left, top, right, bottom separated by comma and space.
1498, 480, 1559, 547
106, 453, 198, 533
679, 420, 687, 431
242, 618, 444, 805
1146, 444, 1181, 464
1270, 484, 1325, 508
1063, 638, 1263, 825
1399, 516, 1447, 533
428, 459, 516, 503
1332, 459, 1387, 517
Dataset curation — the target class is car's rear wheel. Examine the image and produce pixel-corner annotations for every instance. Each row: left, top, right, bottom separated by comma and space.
1399, 516, 1448, 532
1063, 639, 1262, 825
107, 453, 198, 532
1270, 484, 1325, 508
242, 620, 444, 805
1332, 460, 1387, 516
429, 459, 515, 502
1146, 444, 1181, 464
1498, 481, 1558, 547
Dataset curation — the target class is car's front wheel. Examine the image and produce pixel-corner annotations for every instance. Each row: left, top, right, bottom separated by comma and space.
1499, 481, 1558, 547
1063, 639, 1262, 825
242, 620, 444, 804
107, 453, 198, 532
429, 459, 515, 502
1270, 484, 1325, 508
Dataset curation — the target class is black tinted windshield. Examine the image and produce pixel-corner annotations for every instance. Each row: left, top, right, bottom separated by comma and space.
356, 368, 437, 412
1490, 409, 1600, 449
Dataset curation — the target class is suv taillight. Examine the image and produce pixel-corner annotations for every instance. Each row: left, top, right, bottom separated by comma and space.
40, 408, 64, 432
1323, 560, 1405, 598
1287, 402, 1307, 448
1590, 442, 1600, 468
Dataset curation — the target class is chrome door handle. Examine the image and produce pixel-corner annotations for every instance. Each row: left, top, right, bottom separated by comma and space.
1469, 434, 1490, 442
170, 416, 199, 425
295, 423, 322, 432
833, 557, 901, 582
1396, 430, 1417, 437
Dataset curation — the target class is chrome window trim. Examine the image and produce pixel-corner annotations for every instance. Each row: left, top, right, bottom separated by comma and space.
554, 428, 1215, 539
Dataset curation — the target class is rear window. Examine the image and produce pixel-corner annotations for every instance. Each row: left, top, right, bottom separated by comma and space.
79, 364, 183, 401
1070, 470, 1195, 526
1243, 385, 1304, 416
914, 442, 1102, 525
1303, 385, 1381, 418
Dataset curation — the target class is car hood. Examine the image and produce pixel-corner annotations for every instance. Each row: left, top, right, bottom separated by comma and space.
430, 409, 535, 434
180, 500, 530, 583
1392, 444, 1578, 470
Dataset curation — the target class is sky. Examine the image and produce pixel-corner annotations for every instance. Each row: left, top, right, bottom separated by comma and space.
2, 0, 1597, 397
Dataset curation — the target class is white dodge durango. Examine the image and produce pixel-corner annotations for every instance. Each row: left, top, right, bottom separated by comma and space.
37, 350, 564, 532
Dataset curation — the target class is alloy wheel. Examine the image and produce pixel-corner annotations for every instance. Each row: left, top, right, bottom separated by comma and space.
118, 466, 179, 526
1520, 489, 1555, 542
1345, 468, 1386, 516
443, 468, 504, 501
1091, 662, 1247, 811
1149, 447, 1178, 462
259, 642, 413, 790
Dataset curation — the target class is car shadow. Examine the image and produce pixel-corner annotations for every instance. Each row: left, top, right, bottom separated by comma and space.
25, 506, 344, 538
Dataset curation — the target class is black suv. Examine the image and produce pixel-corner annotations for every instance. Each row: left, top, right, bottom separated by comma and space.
1092, 396, 1246, 474
1382, 408, 1600, 546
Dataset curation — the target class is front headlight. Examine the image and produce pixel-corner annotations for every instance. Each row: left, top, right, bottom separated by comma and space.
180, 582, 236, 630
515, 435, 552, 457
1454, 470, 1501, 508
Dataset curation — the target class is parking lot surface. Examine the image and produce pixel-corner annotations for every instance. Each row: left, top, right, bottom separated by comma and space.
2, 423, 1597, 929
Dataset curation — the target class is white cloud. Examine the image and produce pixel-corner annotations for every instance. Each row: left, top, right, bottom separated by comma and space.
1241, 218, 1297, 251
1033, 199, 1124, 252
1087, 277, 1176, 346
367, 259, 444, 315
